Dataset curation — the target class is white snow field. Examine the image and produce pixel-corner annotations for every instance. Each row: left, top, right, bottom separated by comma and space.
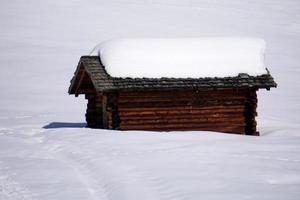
0, 0, 300, 200
98, 37, 267, 78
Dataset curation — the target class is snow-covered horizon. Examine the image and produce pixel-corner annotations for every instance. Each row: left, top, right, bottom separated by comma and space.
0, 0, 300, 199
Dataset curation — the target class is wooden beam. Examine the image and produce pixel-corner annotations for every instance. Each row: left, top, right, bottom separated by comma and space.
107, 92, 120, 129
118, 105, 244, 112
244, 89, 258, 135
102, 93, 108, 129
77, 88, 96, 95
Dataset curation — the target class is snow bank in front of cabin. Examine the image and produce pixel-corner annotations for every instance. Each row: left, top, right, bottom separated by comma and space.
1, 128, 300, 200
98, 38, 267, 78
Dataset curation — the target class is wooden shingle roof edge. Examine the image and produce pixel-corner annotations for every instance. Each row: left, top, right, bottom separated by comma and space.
68, 56, 277, 94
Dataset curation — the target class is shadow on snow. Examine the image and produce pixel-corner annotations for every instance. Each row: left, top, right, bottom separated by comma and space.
43, 122, 87, 129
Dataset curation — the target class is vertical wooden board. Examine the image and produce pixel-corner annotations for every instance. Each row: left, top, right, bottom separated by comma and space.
102, 93, 108, 129
107, 92, 120, 129
244, 89, 258, 135
85, 92, 104, 128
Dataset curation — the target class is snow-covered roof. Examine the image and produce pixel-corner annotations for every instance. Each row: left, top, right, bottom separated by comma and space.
98, 38, 267, 78
69, 56, 277, 95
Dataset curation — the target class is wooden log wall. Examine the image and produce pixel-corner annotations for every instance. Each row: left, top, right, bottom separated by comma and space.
85, 92, 103, 128
244, 89, 258, 135
102, 92, 120, 129
111, 89, 258, 135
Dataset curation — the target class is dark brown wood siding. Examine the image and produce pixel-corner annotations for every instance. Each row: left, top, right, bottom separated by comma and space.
116, 89, 257, 134
85, 92, 103, 128
244, 89, 258, 135
85, 89, 258, 135
102, 92, 119, 129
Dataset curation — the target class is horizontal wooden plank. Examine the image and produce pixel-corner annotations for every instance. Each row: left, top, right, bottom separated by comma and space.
120, 117, 245, 126
118, 95, 247, 103
120, 122, 244, 128
118, 100, 244, 109
120, 123, 245, 133
119, 112, 244, 120
118, 95, 249, 102
119, 111, 245, 119
120, 127, 245, 134
119, 89, 250, 98
119, 105, 244, 114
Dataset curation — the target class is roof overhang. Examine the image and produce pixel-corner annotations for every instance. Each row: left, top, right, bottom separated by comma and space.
68, 56, 277, 95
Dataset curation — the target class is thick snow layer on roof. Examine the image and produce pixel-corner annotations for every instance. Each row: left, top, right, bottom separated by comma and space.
98, 38, 267, 78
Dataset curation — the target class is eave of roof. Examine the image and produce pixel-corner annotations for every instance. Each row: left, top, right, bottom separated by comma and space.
68, 56, 277, 94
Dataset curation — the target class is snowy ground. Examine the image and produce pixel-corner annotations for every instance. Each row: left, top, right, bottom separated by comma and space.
0, 0, 300, 199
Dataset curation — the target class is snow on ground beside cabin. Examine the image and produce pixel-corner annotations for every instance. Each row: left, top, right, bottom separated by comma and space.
0, 0, 300, 199
1, 129, 300, 200
98, 37, 267, 78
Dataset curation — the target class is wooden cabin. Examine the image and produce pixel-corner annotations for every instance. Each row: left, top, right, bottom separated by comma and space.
68, 55, 276, 135
69, 38, 277, 135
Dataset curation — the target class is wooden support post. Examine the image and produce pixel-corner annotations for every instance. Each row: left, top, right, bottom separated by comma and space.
107, 92, 120, 129
102, 93, 108, 129
244, 89, 258, 135
85, 92, 103, 128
